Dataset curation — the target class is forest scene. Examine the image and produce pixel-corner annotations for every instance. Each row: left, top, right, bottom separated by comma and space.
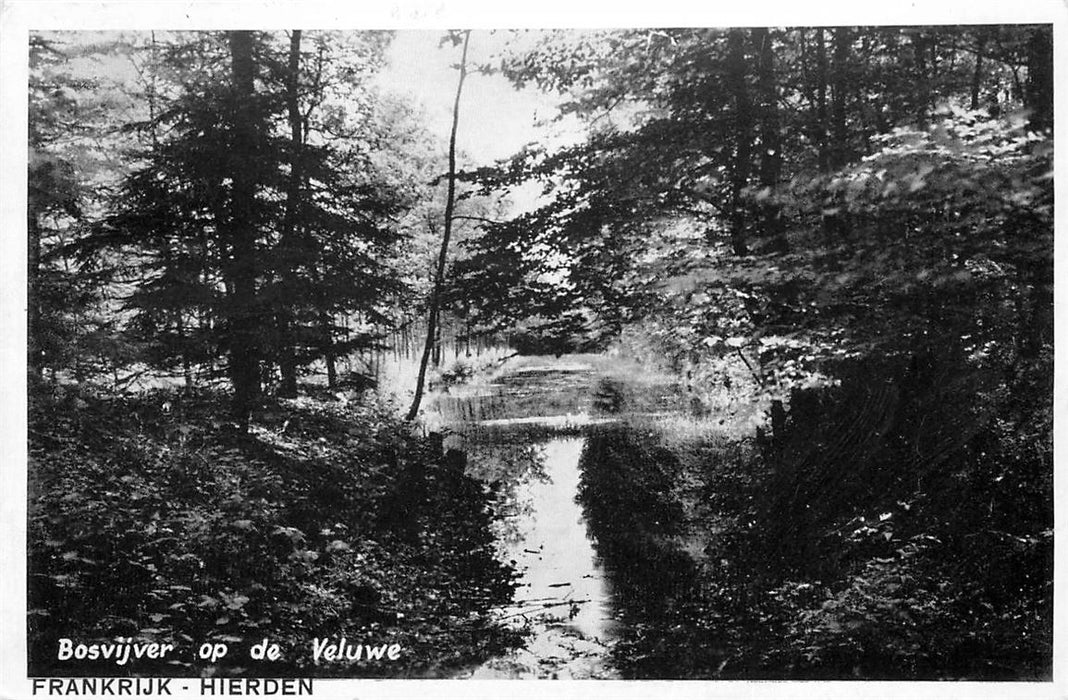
26, 25, 1053, 680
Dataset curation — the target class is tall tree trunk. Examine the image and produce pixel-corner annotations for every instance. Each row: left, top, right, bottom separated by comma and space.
1026, 26, 1053, 133
1021, 26, 1054, 359
27, 208, 42, 377
725, 29, 752, 256
970, 28, 988, 111
823, 27, 852, 243
432, 313, 442, 367
177, 312, 193, 388
277, 29, 303, 398
830, 27, 851, 169
814, 28, 830, 173
754, 27, 786, 253
406, 30, 470, 421
912, 31, 931, 128
226, 30, 262, 431
320, 310, 337, 389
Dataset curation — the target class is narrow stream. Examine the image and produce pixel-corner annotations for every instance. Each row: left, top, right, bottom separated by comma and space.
459, 436, 619, 679
439, 356, 692, 678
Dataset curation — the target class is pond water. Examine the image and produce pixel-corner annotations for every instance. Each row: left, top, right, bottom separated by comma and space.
458, 437, 620, 679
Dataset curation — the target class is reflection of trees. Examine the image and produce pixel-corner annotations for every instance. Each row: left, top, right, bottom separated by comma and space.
576, 426, 727, 678
434, 368, 596, 423
464, 441, 550, 545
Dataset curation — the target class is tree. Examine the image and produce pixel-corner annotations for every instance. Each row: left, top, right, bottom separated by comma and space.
452, 25, 1049, 362
93, 31, 408, 425
1025, 25, 1053, 132
275, 29, 305, 398
406, 30, 471, 421
753, 27, 786, 252
224, 31, 264, 424
255, 30, 404, 393
28, 36, 83, 377
28, 34, 138, 384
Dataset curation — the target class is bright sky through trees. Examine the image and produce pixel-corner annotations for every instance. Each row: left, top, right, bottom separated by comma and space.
378, 30, 582, 166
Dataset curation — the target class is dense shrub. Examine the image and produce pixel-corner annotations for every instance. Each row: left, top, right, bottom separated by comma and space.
27, 388, 519, 677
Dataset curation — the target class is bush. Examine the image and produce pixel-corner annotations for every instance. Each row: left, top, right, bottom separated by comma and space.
27, 388, 520, 677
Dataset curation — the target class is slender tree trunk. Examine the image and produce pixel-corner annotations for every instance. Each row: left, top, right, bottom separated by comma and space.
406, 30, 470, 421
277, 29, 303, 398
27, 209, 42, 377
822, 27, 852, 243
320, 310, 337, 389
912, 31, 931, 128
754, 27, 786, 253
1026, 26, 1053, 133
830, 27, 851, 169
1022, 26, 1054, 358
149, 32, 195, 389
178, 312, 193, 388
814, 28, 830, 173
725, 29, 752, 256
970, 28, 988, 111
432, 314, 442, 367
225, 30, 262, 431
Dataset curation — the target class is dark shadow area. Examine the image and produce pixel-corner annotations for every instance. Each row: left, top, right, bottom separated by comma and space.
576, 425, 729, 678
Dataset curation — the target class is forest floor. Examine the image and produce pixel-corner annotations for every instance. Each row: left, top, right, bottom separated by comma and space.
27, 384, 524, 677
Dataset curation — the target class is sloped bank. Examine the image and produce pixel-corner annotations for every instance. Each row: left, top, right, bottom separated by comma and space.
28, 388, 522, 678
573, 350, 1052, 679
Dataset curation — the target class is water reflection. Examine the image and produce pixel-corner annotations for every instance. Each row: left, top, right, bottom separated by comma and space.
459, 437, 619, 679
440, 359, 709, 678
463, 441, 549, 544
506, 439, 617, 638
432, 363, 596, 425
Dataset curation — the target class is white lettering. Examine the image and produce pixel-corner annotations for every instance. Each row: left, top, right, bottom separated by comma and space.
311, 637, 330, 662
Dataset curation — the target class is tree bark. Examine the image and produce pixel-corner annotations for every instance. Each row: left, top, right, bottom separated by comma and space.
406, 30, 470, 421
970, 28, 988, 111
226, 30, 263, 430
814, 28, 830, 173
27, 208, 42, 377
277, 29, 303, 398
830, 27, 851, 169
725, 29, 752, 256
823, 27, 853, 242
912, 31, 931, 128
1026, 26, 1053, 133
754, 27, 787, 253
320, 310, 337, 389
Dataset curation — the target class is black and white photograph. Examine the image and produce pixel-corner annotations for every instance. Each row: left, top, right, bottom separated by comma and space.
2, 1, 1063, 697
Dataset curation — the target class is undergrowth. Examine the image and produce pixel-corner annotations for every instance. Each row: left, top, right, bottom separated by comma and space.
27, 387, 521, 677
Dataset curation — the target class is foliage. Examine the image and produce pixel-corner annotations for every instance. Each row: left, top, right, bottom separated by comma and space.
27, 388, 520, 676
28, 34, 140, 380
89, 32, 408, 409
745, 347, 1053, 679
437, 360, 475, 386
573, 348, 1051, 679
452, 26, 1051, 357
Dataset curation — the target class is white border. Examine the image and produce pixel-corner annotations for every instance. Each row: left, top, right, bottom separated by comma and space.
1, 2, 1064, 699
